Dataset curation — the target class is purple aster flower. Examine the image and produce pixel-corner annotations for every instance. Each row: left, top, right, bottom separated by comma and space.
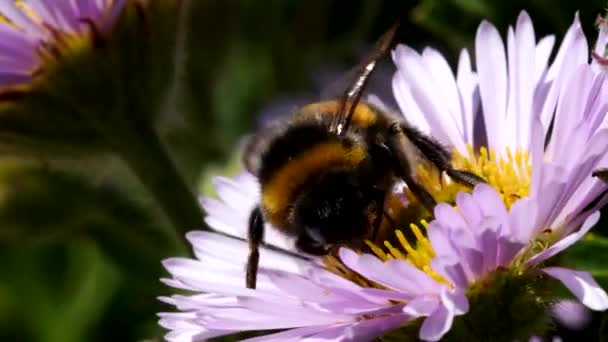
0, 0, 126, 88
392, 11, 608, 239
160, 10, 608, 342
159, 173, 415, 341
160, 175, 608, 341
423, 184, 608, 339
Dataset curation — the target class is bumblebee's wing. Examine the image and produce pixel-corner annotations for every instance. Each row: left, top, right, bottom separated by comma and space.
332, 22, 400, 136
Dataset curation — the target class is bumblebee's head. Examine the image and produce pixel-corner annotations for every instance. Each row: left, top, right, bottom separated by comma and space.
293, 169, 372, 249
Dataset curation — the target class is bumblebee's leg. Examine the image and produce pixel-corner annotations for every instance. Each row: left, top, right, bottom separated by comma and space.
400, 123, 485, 187
246, 206, 265, 289
385, 123, 437, 212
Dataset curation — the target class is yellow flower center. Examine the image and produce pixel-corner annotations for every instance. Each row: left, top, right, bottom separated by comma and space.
325, 144, 532, 288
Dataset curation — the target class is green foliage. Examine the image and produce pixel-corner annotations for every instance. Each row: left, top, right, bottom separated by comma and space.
0, 162, 180, 341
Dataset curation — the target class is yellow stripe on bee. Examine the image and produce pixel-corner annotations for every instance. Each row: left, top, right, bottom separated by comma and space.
298, 101, 378, 128
262, 141, 367, 228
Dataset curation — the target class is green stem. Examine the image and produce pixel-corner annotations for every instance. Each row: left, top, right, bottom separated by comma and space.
116, 125, 203, 246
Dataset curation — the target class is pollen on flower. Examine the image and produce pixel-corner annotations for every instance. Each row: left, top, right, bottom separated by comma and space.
325, 221, 448, 287
373, 225, 448, 284
410, 144, 531, 210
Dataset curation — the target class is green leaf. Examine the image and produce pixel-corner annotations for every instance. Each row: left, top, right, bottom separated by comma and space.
0, 241, 119, 342
0, 163, 182, 268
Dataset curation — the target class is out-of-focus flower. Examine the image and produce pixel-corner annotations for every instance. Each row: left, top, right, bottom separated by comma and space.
551, 299, 593, 331
0, 0, 126, 90
0, 1, 203, 239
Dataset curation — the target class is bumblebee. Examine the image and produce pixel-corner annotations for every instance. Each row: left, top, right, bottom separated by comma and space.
242, 24, 484, 289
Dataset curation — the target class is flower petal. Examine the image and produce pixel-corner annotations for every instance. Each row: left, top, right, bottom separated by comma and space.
542, 267, 608, 311
339, 248, 440, 296
418, 288, 465, 342
476, 19, 507, 150
403, 296, 439, 317
507, 197, 537, 243
526, 211, 600, 266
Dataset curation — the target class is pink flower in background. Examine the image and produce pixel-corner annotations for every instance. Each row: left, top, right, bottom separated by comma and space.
0, 0, 126, 87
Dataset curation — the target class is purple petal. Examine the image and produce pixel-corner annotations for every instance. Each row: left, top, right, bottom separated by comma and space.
478, 223, 500, 271
241, 325, 333, 342
186, 231, 306, 275
539, 12, 588, 135
476, 20, 507, 151
0, 72, 32, 86
552, 299, 592, 330
391, 45, 464, 148
434, 203, 467, 231
53, 0, 79, 31
442, 287, 469, 315
213, 176, 258, 207
496, 236, 525, 268
421, 47, 466, 143
0, 2, 43, 37
511, 11, 536, 148
507, 197, 537, 243
472, 184, 508, 221
431, 257, 469, 288
455, 191, 482, 226
420, 303, 452, 341
0, 25, 37, 64
339, 248, 441, 296
455, 48, 478, 145
29, 0, 61, 30
542, 267, 608, 311
403, 296, 440, 317
392, 50, 432, 134
343, 315, 411, 342
534, 35, 555, 84
237, 297, 353, 326
527, 211, 600, 266
427, 224, 459, 259
418, 287, 467, 341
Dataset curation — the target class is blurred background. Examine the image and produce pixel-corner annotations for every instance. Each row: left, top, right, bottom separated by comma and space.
1, 0, 608, 341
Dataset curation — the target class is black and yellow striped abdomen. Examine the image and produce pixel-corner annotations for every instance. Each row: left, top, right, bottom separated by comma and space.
255, 101, 388, 231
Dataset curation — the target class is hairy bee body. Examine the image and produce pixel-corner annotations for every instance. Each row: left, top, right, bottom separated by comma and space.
246, 101, 398, 253
241, 24, 484, 289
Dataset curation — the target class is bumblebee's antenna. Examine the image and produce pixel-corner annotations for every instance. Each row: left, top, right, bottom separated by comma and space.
334, 22, 400, 136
